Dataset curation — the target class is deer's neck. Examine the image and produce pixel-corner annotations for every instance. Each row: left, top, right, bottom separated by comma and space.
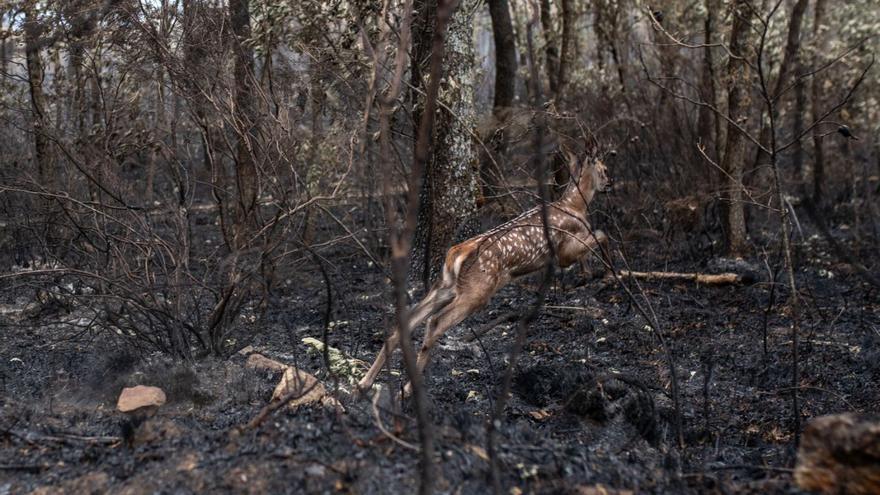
558, 173, 595, 216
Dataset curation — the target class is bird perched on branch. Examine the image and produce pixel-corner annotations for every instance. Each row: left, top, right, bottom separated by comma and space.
837, 125, 858, 140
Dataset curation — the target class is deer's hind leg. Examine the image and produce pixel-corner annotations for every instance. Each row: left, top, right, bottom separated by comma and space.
357, 285, 455, 393
402, 283, 492, 395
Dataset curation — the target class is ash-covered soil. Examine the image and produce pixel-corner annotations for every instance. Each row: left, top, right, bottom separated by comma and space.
1, 235, 878, 494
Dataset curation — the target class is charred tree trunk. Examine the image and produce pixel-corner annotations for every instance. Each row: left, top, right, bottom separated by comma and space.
595, 0, 626, 95
481, 0, 517, 206
792, 63, 807, 176
750, 0, 809, 173
0, 12, 7, 79
556, 0, 574, 99
489, 0, 516, 110
412, 0, 480, 289
810, 0, 828, 203
181, 0, 214, 173
539, 0, 559, 96
779, 2, 810, 181
23, 4, 53, 191
773, 0, 809, 99
698, 0, 720, 162
719, 0, 753, 257
229, 0, 260, 244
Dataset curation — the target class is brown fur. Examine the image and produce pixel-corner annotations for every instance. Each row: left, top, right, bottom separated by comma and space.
358, 154, 611, 394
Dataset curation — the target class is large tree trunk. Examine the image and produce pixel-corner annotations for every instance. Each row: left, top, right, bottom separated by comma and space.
786, 0, 811, 179
698, 0, 720, 162
556, 0, 574, 99
719, 0, 753, 257
0, 12, 7, 79
480, 0, 517, 206
792, 63, 807, 176
810, 0, 828, 203
23, 3, 53, 190
412, 0, 480, 289
229, 0, 260, 244
489, 0, 516, 110
749, 0, 809, 174
772, 0, 809, 99
595, 0, 626, 95
539, 0, 559, 96
181, 0, 214, 173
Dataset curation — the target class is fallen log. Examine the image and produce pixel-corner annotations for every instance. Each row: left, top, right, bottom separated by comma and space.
618, 270, 748, 285
794, 413, 880, 495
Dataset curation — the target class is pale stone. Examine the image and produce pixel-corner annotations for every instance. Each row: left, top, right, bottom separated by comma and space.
271, 367, 325, 408
117, 385, 166, 412
245, 353, 289, 372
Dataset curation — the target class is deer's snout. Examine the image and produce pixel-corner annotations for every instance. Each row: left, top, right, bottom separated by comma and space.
602, 178, 613, 193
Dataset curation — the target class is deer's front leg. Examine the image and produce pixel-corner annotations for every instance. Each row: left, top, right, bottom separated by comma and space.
403, 291, 488, 396
589, 230, 611, 271
557, 229, 610, 274
357, 329, 400, 393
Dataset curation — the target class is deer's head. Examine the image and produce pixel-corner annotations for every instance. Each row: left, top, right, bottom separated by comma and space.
561, 146, 612, 205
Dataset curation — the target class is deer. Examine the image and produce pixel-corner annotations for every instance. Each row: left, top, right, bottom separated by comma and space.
357, 148, 612, 395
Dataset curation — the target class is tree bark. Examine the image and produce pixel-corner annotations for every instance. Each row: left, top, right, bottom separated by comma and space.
481, 0, 517, 207
778, 1, 810, 181
412, 0, 480, 289
698, 0, 720, 162
23, 3, 53, 190
0, 11, 7, 79
181, 0, 214, 173
556, 0, 574, 99
595, 0, 626, 95
539, 0, 559, 96
810, 0, 828, 203
719, 0, 753, 257
792, 64, 807, 175
488, 0, 516, 110
749, 0, 809, 172
229, 0, 260, 244
772, 0, 809, 99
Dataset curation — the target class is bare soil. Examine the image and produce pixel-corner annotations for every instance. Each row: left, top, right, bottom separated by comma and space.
1, 227, 878, 494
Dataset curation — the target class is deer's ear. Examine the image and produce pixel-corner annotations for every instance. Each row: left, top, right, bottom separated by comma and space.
579, 153, 597, 171
583, 134, 599, 158
560, 144, 578, 171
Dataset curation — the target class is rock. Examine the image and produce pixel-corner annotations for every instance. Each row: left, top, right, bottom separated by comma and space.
237, 345, 255, 356
246, 353, 289, 372
271, 367, 326, 408
794, 413, 880, 495
117, 385, 166, 412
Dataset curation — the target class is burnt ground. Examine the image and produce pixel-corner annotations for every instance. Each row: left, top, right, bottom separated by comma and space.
1, 228, 878, 494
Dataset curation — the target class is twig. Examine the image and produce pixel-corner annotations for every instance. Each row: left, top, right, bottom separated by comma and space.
619, 270, 748, 285
371, 387, 419, 452
242, 379, 324, 431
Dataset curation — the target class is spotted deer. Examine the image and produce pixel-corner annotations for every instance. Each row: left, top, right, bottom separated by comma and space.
358, 150, 612, 394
